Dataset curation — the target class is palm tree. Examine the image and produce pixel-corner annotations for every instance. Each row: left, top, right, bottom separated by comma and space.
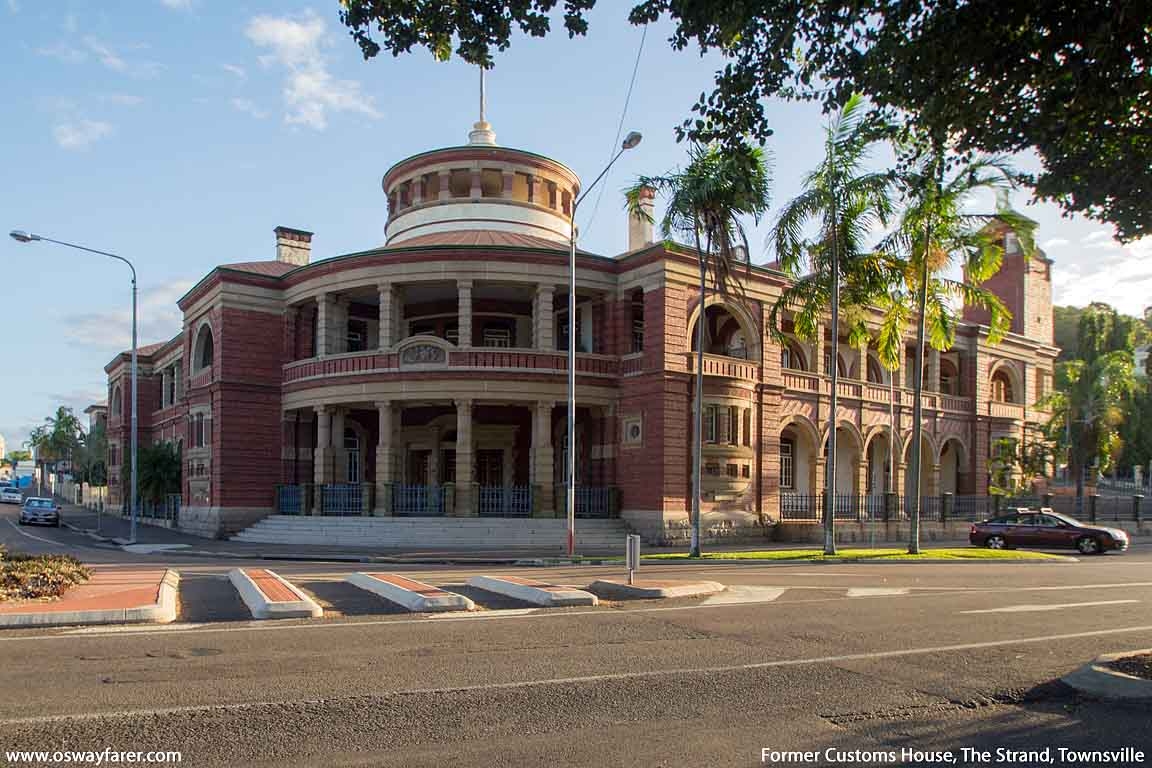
138, 441, 182, 506
877, 138, 1034, 553
1041, 307, 1139, 509
28, 407, 85, 497
769, 94, 898, 555
626, 141, 773, 556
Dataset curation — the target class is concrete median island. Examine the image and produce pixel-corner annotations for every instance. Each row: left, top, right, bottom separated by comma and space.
0, 568, 179, 628
229, 568, 324, 619
467, 575, 598, 606
588, 579, 726, 600
346, 572, 475, 612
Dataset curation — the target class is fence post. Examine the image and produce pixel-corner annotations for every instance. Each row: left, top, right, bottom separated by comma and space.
1133, 494, 1143, 523
820, 491, 828, 522
1041, 492, 1053, 509
992, 495, 1002, 515
1087, 493, 1099, 523
941, 492, 953, 523
884, 492, 897, 523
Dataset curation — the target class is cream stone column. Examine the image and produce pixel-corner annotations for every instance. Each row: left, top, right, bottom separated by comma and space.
856, 343, 867, 381
813, 324, 825, 376
535, 285, 554, 351
330, 408, 346, 483
532, 400, 555, 516
377, 282, 394, 350
469, 169, 483, 199
160, 369, 171, 408
529, 175, 547, 206
929, 463, 942, 498
457, 279, 473, 348
928, 348, 941, 392
410, 177, 424, 205
429, 425, 442, 485
454, 398, 475, 516
501, 171, 515, 199
374, 401, 394, 515
437, 171, 451, 201
334, 297, 350, 354
313, 406, 332, 488
316, 294, 331, 357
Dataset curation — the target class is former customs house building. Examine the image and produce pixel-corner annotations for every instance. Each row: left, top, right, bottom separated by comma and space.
102, 117, 1057, 542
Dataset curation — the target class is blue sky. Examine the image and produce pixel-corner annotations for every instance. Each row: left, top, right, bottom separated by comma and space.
1, 1, 1149, 451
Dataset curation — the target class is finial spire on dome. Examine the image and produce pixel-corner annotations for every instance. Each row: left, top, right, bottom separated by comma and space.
468, 66, 497, 145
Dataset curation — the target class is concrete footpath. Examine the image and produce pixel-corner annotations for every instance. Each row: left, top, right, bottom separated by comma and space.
58, 503, 974, 563
0, 567, 179, 627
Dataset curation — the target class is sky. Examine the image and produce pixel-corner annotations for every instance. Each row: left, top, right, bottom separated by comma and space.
1, 1, 1148, 452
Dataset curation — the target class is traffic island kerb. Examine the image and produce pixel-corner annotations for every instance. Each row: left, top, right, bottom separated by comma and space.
588, 579, 726, 600
467, 575, 599, 607
229, 568, 323, 620
0, 568, 180, 628
346, 572, 475, 612
1061, 648, 1152, 701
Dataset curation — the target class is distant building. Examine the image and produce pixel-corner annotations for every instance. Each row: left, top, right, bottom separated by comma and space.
84, 404, 108, 434
0, 433, 6, 460
100, 116, 1058, 540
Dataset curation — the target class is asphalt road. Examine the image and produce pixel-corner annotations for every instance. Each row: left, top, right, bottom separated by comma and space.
1, 503, 1150, 767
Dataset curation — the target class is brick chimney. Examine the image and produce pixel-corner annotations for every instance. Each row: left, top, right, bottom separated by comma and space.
274, 226, 313, 266
627, 186, 655, 252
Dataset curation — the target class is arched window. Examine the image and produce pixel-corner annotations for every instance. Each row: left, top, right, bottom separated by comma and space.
630, 289, 645, 353
193, 324, 214, 373
991, 369, 1015, 403
940, 359, 960, 395
781, 341, 807, 371
111, 385, 122, 417
866, 357, 885, 384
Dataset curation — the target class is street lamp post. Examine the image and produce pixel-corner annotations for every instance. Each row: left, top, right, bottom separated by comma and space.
9, 230, 139, 544
566, 131, 642, 558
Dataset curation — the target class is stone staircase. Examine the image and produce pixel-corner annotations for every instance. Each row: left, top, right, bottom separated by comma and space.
230, 515, 632, 551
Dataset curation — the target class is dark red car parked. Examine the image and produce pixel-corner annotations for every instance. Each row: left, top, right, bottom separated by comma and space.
969, 509, 1129, 555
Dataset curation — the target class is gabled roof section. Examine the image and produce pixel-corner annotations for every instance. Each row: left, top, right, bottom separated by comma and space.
220, 260, 298, 277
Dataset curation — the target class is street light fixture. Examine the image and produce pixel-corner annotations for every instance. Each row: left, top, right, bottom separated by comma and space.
565, 131, 642, 558
8, 229, 140, 544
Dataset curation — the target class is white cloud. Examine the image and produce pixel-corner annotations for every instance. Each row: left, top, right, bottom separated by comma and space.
7, 0, 20, 13
221, 63, 247, 79
53, 119, 114, 150
1053, 237, 1152, 316
245, 11, 380, 130
161, 0, 194, 9
37, 41, 86, 64
230, 97, 268, 119
64, 279, 196, 350
105, 93, 144, 106
84, 37, 128, 72
1040, 237, 1068, 250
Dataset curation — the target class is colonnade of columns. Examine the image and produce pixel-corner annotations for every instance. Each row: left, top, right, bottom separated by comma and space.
305, 282, 568, 358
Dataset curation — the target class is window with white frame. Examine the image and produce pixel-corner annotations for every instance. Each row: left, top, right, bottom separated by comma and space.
704, 405, 718, 443
482, 325, 512, 348
780, 439, 795, 490
622, 416, 643, 445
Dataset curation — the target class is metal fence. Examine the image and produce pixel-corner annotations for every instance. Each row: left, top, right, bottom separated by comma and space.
387, 483, 452, 516
477, 485, 534, 517
140, 494, 181, 524
555, 485, 620, 519
274, 483, 373, 516
776, 492, 1151, 524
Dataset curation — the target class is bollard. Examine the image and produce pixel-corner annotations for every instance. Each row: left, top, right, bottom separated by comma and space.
941, 492, 954, 523
1087, 493, 1099, 524
1133, 494, 1144, 524
625, 534, 641, 586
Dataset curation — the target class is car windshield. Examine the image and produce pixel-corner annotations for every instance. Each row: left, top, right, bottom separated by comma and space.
1046, 512, 1082, 526
26, 499, 53, 509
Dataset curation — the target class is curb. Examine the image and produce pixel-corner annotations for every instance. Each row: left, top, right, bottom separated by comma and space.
468, 574, 599, 607
228, 568, 323, 620
0, 569, 180, 628
1062, 649, 1152, 701
637, 555, 1080, 566
589, 579, 726, 600
346, 572, 475, 612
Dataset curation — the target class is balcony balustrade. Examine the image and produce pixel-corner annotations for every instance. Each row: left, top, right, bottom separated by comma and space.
283, 348, 621, 383
685, 353, 760, 381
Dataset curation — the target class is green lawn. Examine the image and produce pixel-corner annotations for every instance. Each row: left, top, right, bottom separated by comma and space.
643, 548, 1067, 562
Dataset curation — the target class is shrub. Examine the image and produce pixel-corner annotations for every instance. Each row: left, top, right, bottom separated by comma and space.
0, 552, 91, 602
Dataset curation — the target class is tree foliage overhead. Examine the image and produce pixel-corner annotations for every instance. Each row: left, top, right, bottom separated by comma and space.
337, 0, 1151, 241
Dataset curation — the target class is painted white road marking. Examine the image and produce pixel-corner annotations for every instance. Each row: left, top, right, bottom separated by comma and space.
5, 519, 66, 546
701, 586, 788, 605
847, 587, 911, 597
961, 599, 1139, 614
4, 623, 1152, 727
121, 544, 191, 554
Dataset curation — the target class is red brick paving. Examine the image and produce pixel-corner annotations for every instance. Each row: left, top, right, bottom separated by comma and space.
365, 573, 448, 598
0, 568, 166, 615
245, 569, 300, 603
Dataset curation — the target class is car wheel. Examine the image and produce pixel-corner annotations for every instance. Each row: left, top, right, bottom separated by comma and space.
1076, 536, 1102, 555
985, 535, 1006, 550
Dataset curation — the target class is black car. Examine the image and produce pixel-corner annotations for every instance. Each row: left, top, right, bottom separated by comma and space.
969, 509, 1129, 555
19, 497, 61, 527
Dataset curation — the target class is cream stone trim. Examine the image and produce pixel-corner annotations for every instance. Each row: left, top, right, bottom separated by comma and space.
282, 381, 617, 411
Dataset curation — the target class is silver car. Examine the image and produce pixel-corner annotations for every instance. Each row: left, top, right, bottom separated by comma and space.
0, 487, 22, 505
19, 498, 61, 526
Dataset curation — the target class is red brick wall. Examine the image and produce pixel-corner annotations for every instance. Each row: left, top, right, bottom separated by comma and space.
215, 307, 286, 508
